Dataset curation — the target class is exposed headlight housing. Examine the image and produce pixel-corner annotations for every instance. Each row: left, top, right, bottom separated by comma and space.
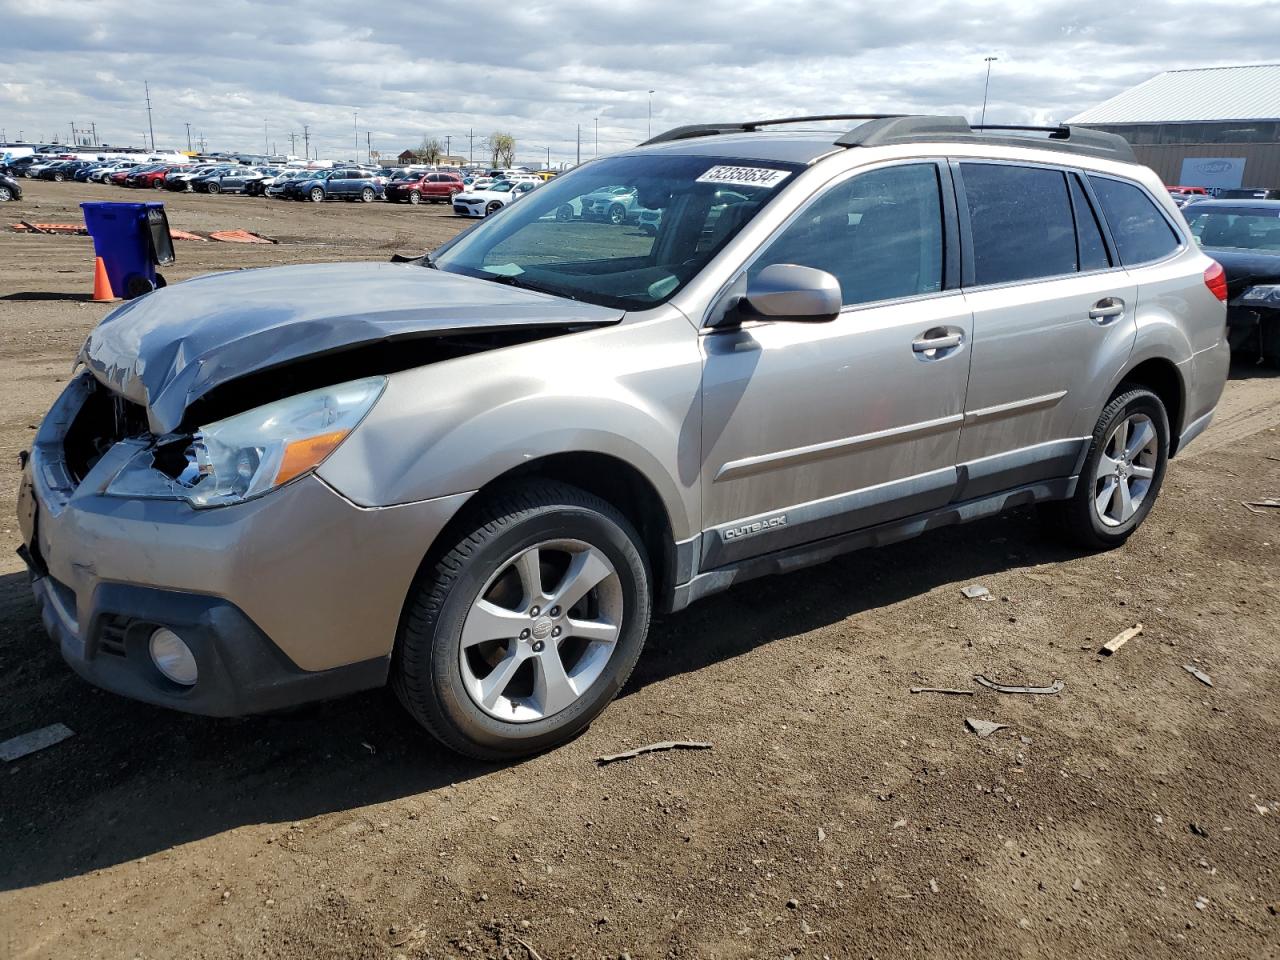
106, 376, 386, 508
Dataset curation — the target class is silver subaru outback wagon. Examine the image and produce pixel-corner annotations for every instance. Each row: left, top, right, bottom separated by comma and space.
18, 115, 1229, 758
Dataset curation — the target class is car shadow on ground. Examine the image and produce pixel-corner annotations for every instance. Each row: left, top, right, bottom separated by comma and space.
0, 504, 1078, 892
0, 291, 96, 302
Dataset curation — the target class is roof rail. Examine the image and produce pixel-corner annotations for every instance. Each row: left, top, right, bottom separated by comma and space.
643, 114, 1137, 163
640, 114, 901, 146
837, 116, 1136, 162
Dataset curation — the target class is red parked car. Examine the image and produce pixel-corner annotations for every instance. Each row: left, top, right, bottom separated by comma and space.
125, 165, 178, 189
385, 171, 465, 204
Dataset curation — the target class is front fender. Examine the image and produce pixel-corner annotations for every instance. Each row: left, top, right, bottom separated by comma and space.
317, 311, 703, 540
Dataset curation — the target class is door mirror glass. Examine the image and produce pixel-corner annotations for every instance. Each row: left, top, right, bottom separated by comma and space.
741, 263, 841, 323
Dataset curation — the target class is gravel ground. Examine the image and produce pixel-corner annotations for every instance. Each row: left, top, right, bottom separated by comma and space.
1, 180, 1278, 960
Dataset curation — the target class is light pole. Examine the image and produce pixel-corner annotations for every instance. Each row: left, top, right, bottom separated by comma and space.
185, 122, 192, 152
264, 118, 269, 155
647, 89, 655, 139
979, 57, 998, 127
353, 111, 359, 163
594, 116, 598, 157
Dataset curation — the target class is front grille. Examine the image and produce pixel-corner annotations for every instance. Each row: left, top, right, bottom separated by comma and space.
63, 385, 151, 487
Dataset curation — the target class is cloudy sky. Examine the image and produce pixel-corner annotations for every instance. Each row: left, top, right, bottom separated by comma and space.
3, 0, 1279, 166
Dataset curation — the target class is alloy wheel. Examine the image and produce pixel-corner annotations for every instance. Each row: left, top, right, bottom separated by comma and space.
1093, 412, 1158, 527
458, 539, 623, 723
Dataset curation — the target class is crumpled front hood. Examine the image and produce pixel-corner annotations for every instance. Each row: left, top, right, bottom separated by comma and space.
80, 261, 623, 434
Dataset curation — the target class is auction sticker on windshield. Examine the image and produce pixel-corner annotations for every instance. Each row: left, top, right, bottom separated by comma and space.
696, 165, 790, 188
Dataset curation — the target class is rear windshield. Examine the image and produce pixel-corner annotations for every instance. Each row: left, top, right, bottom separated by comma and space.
432, 154, 802, 310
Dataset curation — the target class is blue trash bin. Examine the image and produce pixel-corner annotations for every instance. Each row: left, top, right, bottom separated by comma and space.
81, 201, 175, 299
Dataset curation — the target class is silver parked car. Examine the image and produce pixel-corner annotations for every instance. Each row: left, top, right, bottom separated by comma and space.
19, 114, 1229, 758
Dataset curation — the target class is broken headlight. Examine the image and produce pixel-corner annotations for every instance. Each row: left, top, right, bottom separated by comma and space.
1239, 284, 1280, 304
106, 376, 386, 508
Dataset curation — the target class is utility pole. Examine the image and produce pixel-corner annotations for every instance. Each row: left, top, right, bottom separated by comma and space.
70, 122, 76, 147
91, 122, 97, 146
468, 128, 474, 166
144, 80, 156, 151
353, 111, 358, 163
366, 130, 371, 164
288, 131, 297, 155
445, 135, 451, 159
303, 124, 310, 161
594, 117, 598, 158
545, 145, 550, 169
185, 122, 192, 152
264, 118, 269, 154
648, 89, 655, 140
197, 131, 207, 153
576, 124, 580, 166
980, 56, 998, 127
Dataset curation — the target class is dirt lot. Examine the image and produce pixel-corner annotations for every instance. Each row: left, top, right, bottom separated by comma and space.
1, 180, 1278, 960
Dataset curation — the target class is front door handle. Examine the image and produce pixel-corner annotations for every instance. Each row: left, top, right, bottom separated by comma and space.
912, 328, 965, 358
1089, 297, 1125, 323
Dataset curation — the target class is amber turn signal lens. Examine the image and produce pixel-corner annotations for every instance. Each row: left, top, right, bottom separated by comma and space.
274, 429, 349, 485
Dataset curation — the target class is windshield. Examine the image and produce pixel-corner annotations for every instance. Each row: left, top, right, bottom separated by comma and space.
432, 154, 801, 309
1187, 209, 1280, 252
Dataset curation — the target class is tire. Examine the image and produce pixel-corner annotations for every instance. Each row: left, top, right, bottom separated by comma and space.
361, 187, 375, 203
556, 204, 573, 222
1039, 386, 1169, 550
392, 481, 652, 760
0, 186, 11, 201
608, 203, 626, 225
52, 172, 65, 183
485, 201, 503, 216
310, 187, 324, 202
152, 179, 164, 189
408, 191, 421, 205
206, 181, 220, 194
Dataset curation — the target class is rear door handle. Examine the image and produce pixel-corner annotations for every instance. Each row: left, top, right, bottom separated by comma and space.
1089, 297, 1125, 323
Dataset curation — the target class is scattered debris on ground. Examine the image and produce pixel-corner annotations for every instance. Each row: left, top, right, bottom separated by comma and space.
965, 718, 1009, 738
960, 584, 991, 599
1242, 498, 1280, 514
210, 229, 277, 244
910, 685, 974, 695
595, 741, 713, 765
1100, 623, 1143, 656
974, 675, 1065, 695
12, 222, 87, 235
0, 722, 75, 762
1184, 664, 1214, 687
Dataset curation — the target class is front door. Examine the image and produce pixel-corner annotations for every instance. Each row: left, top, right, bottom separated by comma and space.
700, 161, 972, 569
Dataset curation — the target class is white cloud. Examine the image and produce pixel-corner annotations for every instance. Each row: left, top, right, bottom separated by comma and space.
1, 0, 1277, 165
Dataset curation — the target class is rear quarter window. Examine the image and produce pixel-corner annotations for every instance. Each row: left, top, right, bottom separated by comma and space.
1088, 176, 1181, 265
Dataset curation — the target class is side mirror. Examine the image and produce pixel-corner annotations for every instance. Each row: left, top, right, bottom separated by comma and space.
740, 263, 842, 323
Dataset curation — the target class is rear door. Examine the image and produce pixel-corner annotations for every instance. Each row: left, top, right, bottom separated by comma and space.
700, 160, 973, 567
953, 161, 1137, 498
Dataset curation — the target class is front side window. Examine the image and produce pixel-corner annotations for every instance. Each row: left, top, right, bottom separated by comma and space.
432, 154, 801, 309
747, 163, 945, 306
1088, 176, 1181, 265
962, 163, 1077, 284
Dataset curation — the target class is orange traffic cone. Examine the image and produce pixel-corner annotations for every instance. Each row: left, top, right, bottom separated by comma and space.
91, 257, 117, 302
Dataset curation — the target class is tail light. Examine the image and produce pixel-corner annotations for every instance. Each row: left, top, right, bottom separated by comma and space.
1204, 261, 1227, 302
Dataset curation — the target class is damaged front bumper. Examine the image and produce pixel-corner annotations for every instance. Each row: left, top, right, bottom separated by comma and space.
18, 373, 473, 716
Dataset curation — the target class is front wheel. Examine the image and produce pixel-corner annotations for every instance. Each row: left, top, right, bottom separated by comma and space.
206, 181, 220, 194
485, 200, 503, 216
392, 481, 651, 759
0, 186, 11, 201
608, 203, 626, 225
152, 179, 164, 189
309, 187, 324, 202
52, 172, 65, 182
408, 191, 421, 205
1040, 386, 1169, 549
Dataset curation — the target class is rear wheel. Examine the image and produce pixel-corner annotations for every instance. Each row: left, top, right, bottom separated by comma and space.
361, 187, 375, 203
392, 481, 651, 759
1040, 386, 1169, 549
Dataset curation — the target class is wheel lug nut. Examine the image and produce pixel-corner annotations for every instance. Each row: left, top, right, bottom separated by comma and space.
530, 606, 540, 617
532, 640, 545, 653
519, 628, 530, 639
550, 606, 560, 617
552, 626, 561, 637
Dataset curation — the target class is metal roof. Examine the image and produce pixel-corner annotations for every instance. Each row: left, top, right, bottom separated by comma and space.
1068, 64, 1280, 125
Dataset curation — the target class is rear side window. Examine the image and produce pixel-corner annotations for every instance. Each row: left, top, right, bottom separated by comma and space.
1088, 176, 1180, 265
1070, 175, 1111, 271
962, 163, 1076, 284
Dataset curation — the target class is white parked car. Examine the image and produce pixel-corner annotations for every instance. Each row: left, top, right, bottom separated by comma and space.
452, 179, 539, 217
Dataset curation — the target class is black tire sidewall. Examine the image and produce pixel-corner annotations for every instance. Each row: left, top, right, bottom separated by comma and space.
406, 495, 650, 757
1079, 389, 1170, 544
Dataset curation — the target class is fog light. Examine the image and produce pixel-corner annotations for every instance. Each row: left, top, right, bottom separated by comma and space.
149, 628, 198, 686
